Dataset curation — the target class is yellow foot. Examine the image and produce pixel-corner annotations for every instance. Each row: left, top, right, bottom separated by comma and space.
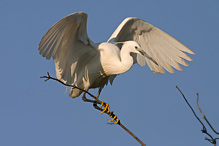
99, 101, 120, 124
107, 111, 120, 125
99, 101, 110, 114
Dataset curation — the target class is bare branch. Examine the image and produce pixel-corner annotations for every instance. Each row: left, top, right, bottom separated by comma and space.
175, 86, 206, 129
40, 72, 100, 102
41, 72, 146, 146
176, 86, 218, 145
197, 93, 205, 119
196, 93, 219, 135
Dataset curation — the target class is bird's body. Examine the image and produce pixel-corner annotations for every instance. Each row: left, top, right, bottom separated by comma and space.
69, 41, 141, 97
38, 12, 194, 98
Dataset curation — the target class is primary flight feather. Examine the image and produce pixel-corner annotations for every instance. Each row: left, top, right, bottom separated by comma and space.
38, 12, 195, 98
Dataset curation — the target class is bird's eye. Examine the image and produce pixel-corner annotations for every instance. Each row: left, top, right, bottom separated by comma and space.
135, 46, 138, 49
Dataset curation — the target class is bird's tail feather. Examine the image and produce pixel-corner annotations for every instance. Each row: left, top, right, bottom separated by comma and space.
69, 88, 83, 98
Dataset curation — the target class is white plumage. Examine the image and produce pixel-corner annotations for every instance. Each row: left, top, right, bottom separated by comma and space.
38, 12, 195, 98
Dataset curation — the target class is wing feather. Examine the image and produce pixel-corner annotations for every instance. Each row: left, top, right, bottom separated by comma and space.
108, 17, 194, 74
149, 32, 181, 71
154, 33, 189, 67
38, 12, 97, 84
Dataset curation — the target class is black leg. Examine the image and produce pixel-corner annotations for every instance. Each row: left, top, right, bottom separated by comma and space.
96, 88, 102, 98
82, 92, 96, 103
82, 91, 119, 124
93, 101, 102, 111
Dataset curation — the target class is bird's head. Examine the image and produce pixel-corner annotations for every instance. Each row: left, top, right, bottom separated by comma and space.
123, 41, 142, 54
124, 41, 158, 65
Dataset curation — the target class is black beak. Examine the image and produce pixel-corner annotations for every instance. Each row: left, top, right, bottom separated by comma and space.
139, 49, 158, 65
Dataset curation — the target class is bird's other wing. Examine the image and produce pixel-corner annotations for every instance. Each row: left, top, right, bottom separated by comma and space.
108, 17, 195, 74
39, 12, 98, 84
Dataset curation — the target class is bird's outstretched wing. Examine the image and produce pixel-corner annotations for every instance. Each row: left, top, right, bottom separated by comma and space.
108, 17, 195, 74
39, 12, 97, 84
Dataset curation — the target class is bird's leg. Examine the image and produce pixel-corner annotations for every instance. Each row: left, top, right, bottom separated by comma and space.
94, 88, 111, 114
82, 88, 102, 103
96, 88, 102, 99
93, 101, 120, 124
92, 87, 109, 113
97, 88, 120, 124
92, 101, 120, 124
82, 92, 96, 103
81, 90, 110, 114
80, 88, 119, 124
95, 88, 110, 114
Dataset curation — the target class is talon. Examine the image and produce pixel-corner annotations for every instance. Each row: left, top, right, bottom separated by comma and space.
99, 101, 110, 114
106, 106, 110, 114
107, 117, 120, 125
109, 111, 114, 116
108, 115, 117, 123
114, 118, 120, 124
98, 102, 119, 124
114, 119, 120, 124
99, 101, 104, 109
107, 112, 120, 124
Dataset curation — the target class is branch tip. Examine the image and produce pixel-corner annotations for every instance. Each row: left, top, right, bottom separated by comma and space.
176, 86, 218, 145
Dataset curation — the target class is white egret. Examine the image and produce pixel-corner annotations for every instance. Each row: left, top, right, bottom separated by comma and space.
38, 12, 194, 100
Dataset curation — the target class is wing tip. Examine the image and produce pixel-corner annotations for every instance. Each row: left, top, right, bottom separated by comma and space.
189, 50, 195, 55
66, 12, 88, 23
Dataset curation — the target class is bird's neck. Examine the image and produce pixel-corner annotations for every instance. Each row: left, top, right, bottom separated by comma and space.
116, 48, 133, 74
101, 44, 134, 76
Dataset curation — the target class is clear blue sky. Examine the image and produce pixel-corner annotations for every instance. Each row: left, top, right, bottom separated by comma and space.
1, 0, 219, 146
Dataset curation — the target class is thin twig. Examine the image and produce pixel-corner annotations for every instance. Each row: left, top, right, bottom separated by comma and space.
41, 72, 146, 146
197, 93, 219, 135
196, 93, 205, 119
176, 86, 218, 145
175, 86, 206, 129
40, 72, 100, 102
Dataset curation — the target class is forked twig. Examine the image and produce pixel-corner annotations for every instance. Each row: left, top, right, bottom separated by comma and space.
176, 86, 218, 145
40, 72, 146, 146
40, 72, 99, 102
175, 86, 206, 130
197, 93, 219, 135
